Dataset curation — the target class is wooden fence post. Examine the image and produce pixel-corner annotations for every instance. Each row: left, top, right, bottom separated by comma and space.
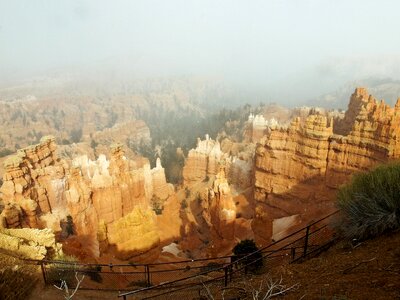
145, 265, 151, 287
224, 266, 228, 287
40, 261, 47, 285
291, 247, 296, 261
303, 225, 310, 257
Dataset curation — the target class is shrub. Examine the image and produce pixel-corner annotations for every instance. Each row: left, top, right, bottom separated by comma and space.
46, 254, 79, 286
151, 195, 164, 215
47, 254, 102, 286
180, 199, 188, 210
66, 215, 74, 236
82, 265, 102, 283
70, 128, 83, 143
196, 193, 202, 204
0, 148, 13, 157
232, 239, 263, 271
90, 139, 98, 149
337, 162, 400, 240
185, 187, 191, 198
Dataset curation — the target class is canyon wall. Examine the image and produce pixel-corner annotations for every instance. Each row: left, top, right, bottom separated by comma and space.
183, 134, 253, 191
201, 165, 236, 241
253, 88, 400, 243
0, 138, 173, 260
326, 87, 400, 188
245, 114, 279, 143
182, 134, 223, 184
180, 137, 254, 257
2, 87, 396, 260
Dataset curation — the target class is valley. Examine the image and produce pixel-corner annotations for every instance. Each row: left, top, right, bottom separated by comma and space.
1, 83, 399, 267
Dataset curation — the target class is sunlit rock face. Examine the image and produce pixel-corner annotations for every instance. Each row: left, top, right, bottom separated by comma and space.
66, 144, 172, 259
179, 164, 238, 257
253, 88, 400, 244
0, 136, 68, 227
245, 114, 280, 143
183, 135, 254, 191
91, 120, 151, 147
326, 87, 400, 188
0, 227, 63, 260
182, 134, 223, 184
202, 165, 236, 240
0, 139, 173, 260
106, 206, 160, 261
254, 114, 333, 202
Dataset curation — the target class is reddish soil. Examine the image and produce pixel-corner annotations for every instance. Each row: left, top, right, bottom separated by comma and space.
279, 231, 400, 299
201, 231, 400, 300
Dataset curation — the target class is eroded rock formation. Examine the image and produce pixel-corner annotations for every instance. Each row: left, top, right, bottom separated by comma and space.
0, 227, 63, 260
245, 114, 279, 143
107, 206, 160, 261
0, 138, 174, 260
253, 88, 400, 243
183, 135, 253, 191
0, 136, 67, 225
202, 165, 236, 240
326, 87, 400, 187
182, 134, 223, 184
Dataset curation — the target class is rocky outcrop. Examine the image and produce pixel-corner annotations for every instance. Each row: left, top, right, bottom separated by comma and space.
255, 114, 333, 201
0, 202, 22, 228
245, 114, 279, 143
179, 164, 239, 257
0, 138, 174, 260
253, 88, 400, 243
107, 206, 160, 260
326, 87, 400, 188
182, 135, 223, 184
183, 135, 254, 191
90, 120, 150, 146
201, 165, 236, 240
0, 227, 63, 260
0, 136, 67, 223
65, 144, 173, 258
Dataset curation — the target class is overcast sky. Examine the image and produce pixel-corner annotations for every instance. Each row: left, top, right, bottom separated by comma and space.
1, 0, 400, 102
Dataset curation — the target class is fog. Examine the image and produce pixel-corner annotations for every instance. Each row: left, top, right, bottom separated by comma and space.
1, 0, 400, 105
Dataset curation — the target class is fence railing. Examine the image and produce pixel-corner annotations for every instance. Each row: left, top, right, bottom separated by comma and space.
25, 210, 339, 298
26, 254, 238, 291
118, 210, 340, 299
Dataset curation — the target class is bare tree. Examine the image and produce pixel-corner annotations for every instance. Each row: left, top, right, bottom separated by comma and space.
200, 275, 298, 300
250, 276, 299, 300
53, 272, 85, 300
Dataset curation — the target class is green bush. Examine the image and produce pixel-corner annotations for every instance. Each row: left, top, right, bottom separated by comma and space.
0, 148, 13, 158
180, 199, 188, 210
47, 254, 102, 285
337, 162, 400, 240
151, 195, 164, 215
232, 239, 263, 271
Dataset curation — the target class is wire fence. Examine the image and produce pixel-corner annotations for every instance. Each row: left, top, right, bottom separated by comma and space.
26, 255, 236, 291
24, 210, 340, 299
119, 210, 340, 299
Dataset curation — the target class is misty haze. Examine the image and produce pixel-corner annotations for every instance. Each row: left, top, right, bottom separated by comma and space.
1, 1, 400, 299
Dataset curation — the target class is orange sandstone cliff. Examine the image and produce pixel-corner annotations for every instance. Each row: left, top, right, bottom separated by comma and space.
0, 138, 174, 261
253, 88, 400, 244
